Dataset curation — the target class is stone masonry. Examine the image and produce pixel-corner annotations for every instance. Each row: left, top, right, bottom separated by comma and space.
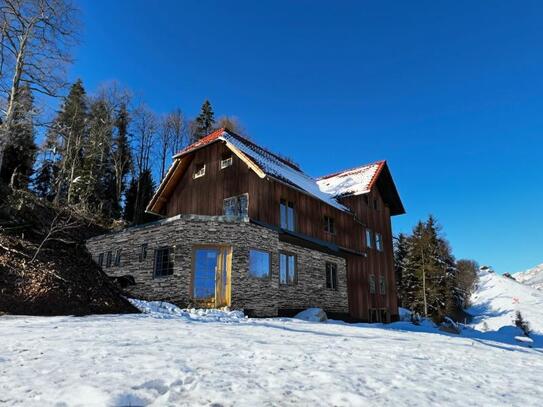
86, 215, 348, 317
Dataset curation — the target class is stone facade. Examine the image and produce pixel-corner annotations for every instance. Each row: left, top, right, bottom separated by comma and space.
86, 215, 348, 317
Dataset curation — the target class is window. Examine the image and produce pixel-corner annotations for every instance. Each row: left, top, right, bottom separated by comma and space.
114, 249, 121, 266
279, 252, 297, 285
98, 253, 104, 267
106, 251, 112, 268
323, 216, 335, 234
325, 262, 338, 290
369, 308, 388, 323
193, 163, 206, 179
379, 275, 386, 295
373, 199, 379, 210
139, 243, 148, 263
154, 247, 174, 277
375, 233, 383, 252
369, 274, 376, 294
249, 249, 271, 279
365, 229, 373, 249
280, 199, 295, 231
220, 155, 233, 169
223, 194, 248, 218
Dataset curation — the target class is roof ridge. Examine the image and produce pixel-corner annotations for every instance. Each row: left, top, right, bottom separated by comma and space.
317, 160, 386, 180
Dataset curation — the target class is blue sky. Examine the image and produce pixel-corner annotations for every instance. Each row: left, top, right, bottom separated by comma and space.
70, 0, 542, 273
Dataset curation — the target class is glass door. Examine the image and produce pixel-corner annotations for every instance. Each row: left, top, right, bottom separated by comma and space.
192, 246, 231, 308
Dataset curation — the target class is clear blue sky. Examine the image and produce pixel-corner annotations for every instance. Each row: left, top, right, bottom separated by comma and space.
70, 0, 542, 273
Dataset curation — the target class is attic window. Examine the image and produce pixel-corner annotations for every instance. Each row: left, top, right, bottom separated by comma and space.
373, 199, 379, 210
323, 216, 335, 234
193, 163, 206, 179
220, 155, 233, 169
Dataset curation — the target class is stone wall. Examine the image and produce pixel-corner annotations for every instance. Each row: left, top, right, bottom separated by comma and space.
86, 215, 348, 317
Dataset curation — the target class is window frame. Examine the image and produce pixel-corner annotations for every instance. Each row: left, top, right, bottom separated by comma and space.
154, 246, 174, 278
220, 155, 233, 169
279, 251, 297, 286
280, 199, 295, 231
248, 249, 271, 280
98, 253, 104, 267
193, 163, 206, 179
369, 274, 376, 294
223, 193, 249, 218
114, 249, 121, 267
325, 262, 338, 290
365, 229, 373, 249
323, 215, 335, 234
379, 275, 386, 295
375, 232, 383, 252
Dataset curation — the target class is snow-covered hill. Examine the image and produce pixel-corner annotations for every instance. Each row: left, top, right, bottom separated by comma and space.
468, 268, 543, 334
513, 263, 543, 290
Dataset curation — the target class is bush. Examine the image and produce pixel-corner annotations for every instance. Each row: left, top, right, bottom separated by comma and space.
514, 311, 531, 336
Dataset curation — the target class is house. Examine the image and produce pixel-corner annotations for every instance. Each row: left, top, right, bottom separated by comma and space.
86, 128, 405, 321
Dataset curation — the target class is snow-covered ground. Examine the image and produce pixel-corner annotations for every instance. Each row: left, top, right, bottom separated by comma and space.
1, 298, 543, 406
513, 263, 543, 290
468, 268, 543, 334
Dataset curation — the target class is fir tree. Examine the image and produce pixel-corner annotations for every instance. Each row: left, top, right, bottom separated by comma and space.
394, 233, 409, 308
123, 169, 155, 225
0, 85, 37, 189
112, 103, 132, 218
193, 100, 215, 141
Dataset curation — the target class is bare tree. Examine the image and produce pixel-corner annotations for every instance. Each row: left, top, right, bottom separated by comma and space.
132, 103, 156, 177
0, 0, 79, 171
215, 115, 247, 137
158, 108, 185, 180
31, 208, 79, 262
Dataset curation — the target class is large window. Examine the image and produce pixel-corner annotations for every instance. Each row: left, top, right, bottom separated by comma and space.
323, 216, 335, 234
223, 194, 248, 218
279, 252, 297, 285
280, 199, 295, 231
375, 233, 383, 252
154, 247, 174, 277
365, 229, 373, 249
379, 275, 386, 295
325, 262, 338, 290
249, 249, 271, 279
369, 274, 376, 294
98, 253, 104, 267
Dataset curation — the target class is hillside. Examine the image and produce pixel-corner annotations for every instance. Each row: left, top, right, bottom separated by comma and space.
513, 263, 543, 290
467, 269, 543, 334
0, 190, 137, 316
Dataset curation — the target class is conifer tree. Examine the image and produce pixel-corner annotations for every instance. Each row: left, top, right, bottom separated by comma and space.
394, 233, 409, 308
123, 169, 155, 225
193, 100, 215, 141
0, 85, 37, 189
112, 103, 132, 218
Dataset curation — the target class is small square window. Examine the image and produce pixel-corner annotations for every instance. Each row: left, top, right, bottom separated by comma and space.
279, 252, 297, 285
106, 251, 112, 268
375, 233, 383, 252
369, 274, 376, 294
249, 249, 271, 279
154, 247, 174, 277
220, 156, 233, 169
365, 229, 373, 249
193, 163, 206, 179
325, 262, 338, 290
114, 249, 121, 266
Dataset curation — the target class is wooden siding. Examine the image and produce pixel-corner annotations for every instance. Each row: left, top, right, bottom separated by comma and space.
162, 140, 398, 320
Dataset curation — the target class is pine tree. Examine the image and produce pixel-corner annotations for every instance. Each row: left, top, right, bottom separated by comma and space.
193, 100, 215, 141
51, 79, 88, 204
0, 85, 37, 189
112, 103, 132, 218
394, 233, 409, 308
123, 169, 155, 225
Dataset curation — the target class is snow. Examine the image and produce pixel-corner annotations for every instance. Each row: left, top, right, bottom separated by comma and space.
316, 162, 382, 197
467, 268, 543, 334
2, 302, 543, 406
294, 307, 327, 322
513, 263, 543, 290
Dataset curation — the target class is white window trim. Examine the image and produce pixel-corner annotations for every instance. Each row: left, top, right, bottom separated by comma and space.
220, 156, 233, 169
193, 164, 206, 179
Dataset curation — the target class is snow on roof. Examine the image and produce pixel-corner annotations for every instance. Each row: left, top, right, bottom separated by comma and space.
316, 162, 384, 198
172, 128, 384, 213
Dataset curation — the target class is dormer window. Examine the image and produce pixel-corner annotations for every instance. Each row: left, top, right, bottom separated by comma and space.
220, 155, 233, 169
193, 163, 206, 179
